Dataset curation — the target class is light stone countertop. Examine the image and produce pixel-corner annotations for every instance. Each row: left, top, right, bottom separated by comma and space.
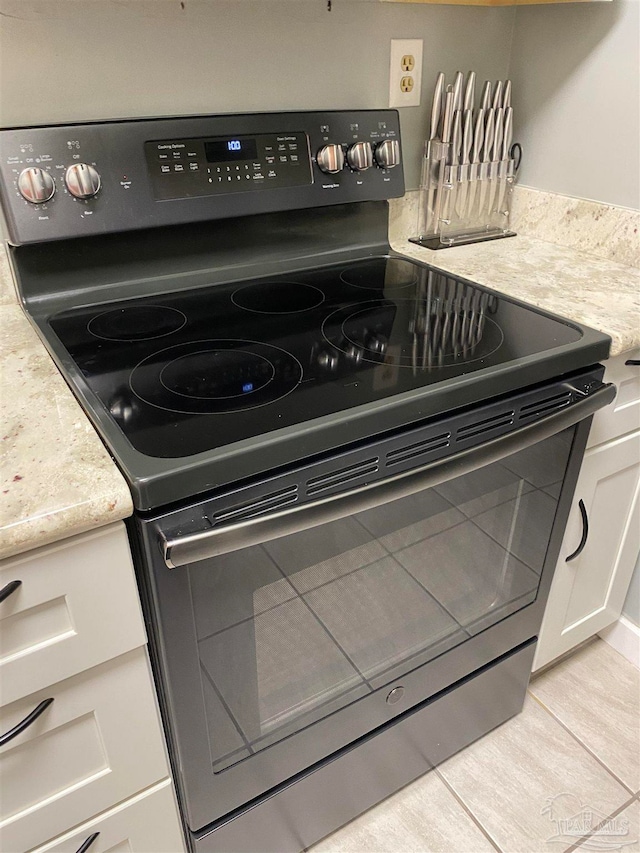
0, 247, 133, 560
1, 188, 638, 561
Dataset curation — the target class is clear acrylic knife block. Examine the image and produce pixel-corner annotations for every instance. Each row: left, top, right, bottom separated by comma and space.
411, 140, 517, 250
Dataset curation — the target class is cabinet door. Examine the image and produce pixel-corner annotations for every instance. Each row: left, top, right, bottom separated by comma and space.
588, 348, 640, 448
28, 780, 185, 853
534, 430, 640, 670
0, 648, 170, 853
0, 523, 146, 707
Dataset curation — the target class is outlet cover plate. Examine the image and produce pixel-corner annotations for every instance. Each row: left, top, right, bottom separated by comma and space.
389, 39, 423, 108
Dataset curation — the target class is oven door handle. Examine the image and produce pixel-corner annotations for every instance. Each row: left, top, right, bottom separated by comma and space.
161, 381, 615, 568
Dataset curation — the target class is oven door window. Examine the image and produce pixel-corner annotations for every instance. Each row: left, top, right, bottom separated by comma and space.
190, 429, 572, 773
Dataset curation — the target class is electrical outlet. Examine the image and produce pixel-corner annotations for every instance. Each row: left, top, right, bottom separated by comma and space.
389, 39, 423, 108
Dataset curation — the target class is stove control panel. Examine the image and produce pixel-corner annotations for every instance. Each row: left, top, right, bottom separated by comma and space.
0, 110, 404, 245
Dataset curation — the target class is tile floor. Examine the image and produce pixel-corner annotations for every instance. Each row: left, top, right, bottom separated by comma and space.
309, 638, 640, 853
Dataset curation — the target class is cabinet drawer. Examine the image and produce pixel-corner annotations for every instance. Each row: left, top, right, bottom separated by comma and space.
29, 780, 185, 853
0, 647, 170, 853
588, 349, 640, 448
0, 522, 146, 706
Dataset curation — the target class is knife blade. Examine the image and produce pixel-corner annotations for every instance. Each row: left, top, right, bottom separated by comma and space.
480, 80, 492, 112
463, 71, 476, 112
492, 80, 503, 112
457, 109, 473, 219
502, 79, 512, 110
429, 72, 445, 140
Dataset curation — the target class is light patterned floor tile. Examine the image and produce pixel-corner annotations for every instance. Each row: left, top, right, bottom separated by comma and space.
308, 770, 497, 853
530, 639, 640, 792
571, 797, 640, 852
436, 696, 629, 853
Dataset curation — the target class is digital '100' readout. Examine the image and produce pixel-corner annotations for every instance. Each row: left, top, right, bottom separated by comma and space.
205, 137, 258, 163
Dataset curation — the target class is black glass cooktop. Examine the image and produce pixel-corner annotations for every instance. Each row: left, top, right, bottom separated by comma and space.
49, 256, 582, 459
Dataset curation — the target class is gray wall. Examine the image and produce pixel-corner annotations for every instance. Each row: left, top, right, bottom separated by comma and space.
509, 0, 640, 209
0, 0, 515, 191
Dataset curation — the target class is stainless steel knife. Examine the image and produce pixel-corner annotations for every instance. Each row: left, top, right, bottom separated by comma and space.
487, 107, 504, 218
457, 108, 473, 219
478, 108, 494, 222
496, 106, 513, 217
467, 106, 485, 224
432, 89, 455, 234
463, 71, 476, 112
480, 81, 492, 112
502, 79, 512, 110
492, 80, 503, 112
429, 72, 445, 140
452, 71, 464, 113
444, 109, 462, 223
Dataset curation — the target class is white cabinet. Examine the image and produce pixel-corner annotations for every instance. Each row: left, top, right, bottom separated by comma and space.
0, 523, 186, 853
534, 351, 640, 670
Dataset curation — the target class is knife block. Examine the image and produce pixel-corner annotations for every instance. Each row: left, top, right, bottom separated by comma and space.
411, 139, 517, 251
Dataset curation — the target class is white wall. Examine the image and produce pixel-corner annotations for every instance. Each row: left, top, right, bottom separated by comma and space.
0, 0, 515, 191
508, 0, 640, 209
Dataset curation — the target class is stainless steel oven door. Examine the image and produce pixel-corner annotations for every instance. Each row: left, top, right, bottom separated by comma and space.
136, 382, 612, 832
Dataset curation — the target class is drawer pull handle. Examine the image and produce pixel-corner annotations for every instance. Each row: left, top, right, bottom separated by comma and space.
566, 499, 589, 562
0, 697, 54, 747
0, 580, 22, 603
624, 359, 640, 366
76, 832, 100, 853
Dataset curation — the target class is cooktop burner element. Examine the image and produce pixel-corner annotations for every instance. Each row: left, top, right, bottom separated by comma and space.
49, 256, 584, 460
130, 340, 302, 415
88, 305, 187, 341
340, 258, 418, 291
231, 281, 325, 314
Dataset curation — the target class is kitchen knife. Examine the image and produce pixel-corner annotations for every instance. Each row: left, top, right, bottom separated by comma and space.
502, 79, 512, 110
496, 106, 513, 216
452, 71, 464, 113
478, 108, 495, 222
463, 71, 476, 112
487, 107, 504, 218
480, 81, 492, 112
444, 109, 462, 223
432, 89, 455, 234
456, 108, 473, 220
429, 72, 445, 140
467, 107, 485, 224
492, 80, 503, 112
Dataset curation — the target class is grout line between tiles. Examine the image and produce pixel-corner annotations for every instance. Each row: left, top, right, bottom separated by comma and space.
562, 790, 639, 852
527, 691, 636, 797
434, 767, 504, 853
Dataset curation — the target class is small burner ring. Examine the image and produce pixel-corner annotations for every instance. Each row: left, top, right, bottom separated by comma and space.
87, 305, 187, 341
231, 281, 325, 314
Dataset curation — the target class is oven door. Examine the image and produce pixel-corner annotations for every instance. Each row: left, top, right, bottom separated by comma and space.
137, 381, 613, 832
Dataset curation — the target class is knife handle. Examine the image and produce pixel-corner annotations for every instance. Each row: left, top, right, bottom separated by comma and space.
480, 80, 492, 112
451, 110, 462, 166
430, 72, 445, 141
503, 80, 512, 110
502, 107, 513, 160
492, 81, 503, 112
452, 71, 464, 112
483, 109, 495, 162
441, 90, 455, 145
463, 71, 476, 112
493, 107, 504, 162
472, 107, 485, 164
462, 109, 473, 165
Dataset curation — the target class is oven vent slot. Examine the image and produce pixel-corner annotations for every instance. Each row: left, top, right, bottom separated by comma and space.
456, 411, 515, 441
518, 391, 573, 421
386, 432, 451, 466
306, 457, 379, 495
211, 485, 299, 524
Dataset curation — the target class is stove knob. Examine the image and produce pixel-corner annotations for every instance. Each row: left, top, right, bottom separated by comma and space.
346, 141, 373, 172
17, 168, 55, 204
65, 163, 101, 199
375, 139, 401, 169
316, 144, 345, 174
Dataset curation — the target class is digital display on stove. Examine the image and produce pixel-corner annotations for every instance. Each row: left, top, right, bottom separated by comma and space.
144, 132, 312, 201
205, 138, 258, 162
